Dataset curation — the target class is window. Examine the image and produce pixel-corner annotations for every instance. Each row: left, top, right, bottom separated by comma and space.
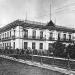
3, 34, 4, 39
48, 43, 53, 50
69, 34, 71, 41
40, 31, 43, 39
5, 43, 6, 48
32, 42, 35, 49
32, 30, 36, 38
7, 32, 9, 38
3, 43, 4, 48
49, 32, 53, 40
24, 42, 28, 49
13, 42, 15, 49
5, 33, 6, 38
58, 33, 60, 40
24, 30, 28, 38
40, 43, 43, 49
10, 42, 11, 48
0, 35, 1, 40
63, 34, 66, 40
14, 30, 15, 36
7, 43, 8, 47
10, 31, 11, 37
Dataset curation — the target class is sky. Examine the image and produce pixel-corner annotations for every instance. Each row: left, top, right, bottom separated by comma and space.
0, 0, 75, 28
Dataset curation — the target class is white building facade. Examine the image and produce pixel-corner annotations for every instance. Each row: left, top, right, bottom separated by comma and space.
0, 20, 75, 51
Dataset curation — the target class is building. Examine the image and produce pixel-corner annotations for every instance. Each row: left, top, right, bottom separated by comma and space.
0, 19, 75, 51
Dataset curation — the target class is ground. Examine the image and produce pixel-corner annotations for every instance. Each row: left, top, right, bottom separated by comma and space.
0, 58, 64, 75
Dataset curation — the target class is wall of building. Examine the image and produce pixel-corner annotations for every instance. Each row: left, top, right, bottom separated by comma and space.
23, 40, 55, 50
0, 25, 75, 50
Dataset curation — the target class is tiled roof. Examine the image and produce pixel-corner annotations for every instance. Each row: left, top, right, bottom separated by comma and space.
0, 19, 75, 33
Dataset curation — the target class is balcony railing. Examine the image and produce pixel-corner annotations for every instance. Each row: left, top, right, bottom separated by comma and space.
23, 36, 56, 41
49, 37, 55, 41
32, 36, 36, 39
0, 35, 16, 41
12, 35, 15, 40
58, 38, 74, 43
23, 36, 45, 41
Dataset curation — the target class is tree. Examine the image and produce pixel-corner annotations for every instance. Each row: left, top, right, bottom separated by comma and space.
66, 44, 75, 59
53, 41, 65, 57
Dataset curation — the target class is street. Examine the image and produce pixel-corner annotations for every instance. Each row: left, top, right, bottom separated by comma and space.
0, 57, 65, 75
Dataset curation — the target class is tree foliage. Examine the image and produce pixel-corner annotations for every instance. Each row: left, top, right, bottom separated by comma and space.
53, 41, 66, 57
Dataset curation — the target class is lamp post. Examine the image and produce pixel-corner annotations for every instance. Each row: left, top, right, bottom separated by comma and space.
32, 49, 33, 62
40, 49, 43, 64
52, 49, 55, 66
67, 52, 70, 70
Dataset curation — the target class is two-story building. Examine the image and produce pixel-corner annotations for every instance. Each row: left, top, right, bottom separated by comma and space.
0, 20, 75, 51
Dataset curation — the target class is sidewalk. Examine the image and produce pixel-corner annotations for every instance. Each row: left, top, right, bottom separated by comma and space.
0, 55, 75, 75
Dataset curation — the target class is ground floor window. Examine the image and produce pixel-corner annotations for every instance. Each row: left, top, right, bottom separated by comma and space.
9, 42, 11, 49
24, 42, 28, 49
48, 43, 53, 51
5, 43, 6, 48
32, 42, 35, 49
40, 43, 43, 49
13, 42, 15, 49
3, 43, 4, 48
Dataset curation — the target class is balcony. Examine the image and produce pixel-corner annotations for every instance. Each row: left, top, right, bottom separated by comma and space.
58, 38, 74, 43
32, 36, 36, 39
12, 35, 15, 40
0, 36, 16, 41
23, 36, 45, 41
1, 37, 11, 41
49, 37, 55, 41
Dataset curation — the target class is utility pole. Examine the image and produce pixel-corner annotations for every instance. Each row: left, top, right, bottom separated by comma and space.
50, 1, 52, 21
25, 10, 27, 21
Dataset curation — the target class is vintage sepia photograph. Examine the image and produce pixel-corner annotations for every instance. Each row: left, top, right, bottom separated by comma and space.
0, 0, 75, 75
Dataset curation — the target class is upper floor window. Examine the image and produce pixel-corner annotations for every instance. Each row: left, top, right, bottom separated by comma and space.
40, 31, 43, 39
0, 35, 1, 40
24, 30, 28, 38
32, 30, 36, 39
69, 34, 71, 41
5, 43, 6, 48
3, 34, 4, 39
3, 43, 4, 47
14, 30, 15, 36
63, 34, 66, 41
13, 42, 15, 49
49, 32, 53, 40
7, 32, 9, 37
58, 33, 60, 40
5, 33, 6, 38
10, 31, 11, 37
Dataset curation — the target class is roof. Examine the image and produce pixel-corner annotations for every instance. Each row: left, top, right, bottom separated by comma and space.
0, 19, 75, 33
